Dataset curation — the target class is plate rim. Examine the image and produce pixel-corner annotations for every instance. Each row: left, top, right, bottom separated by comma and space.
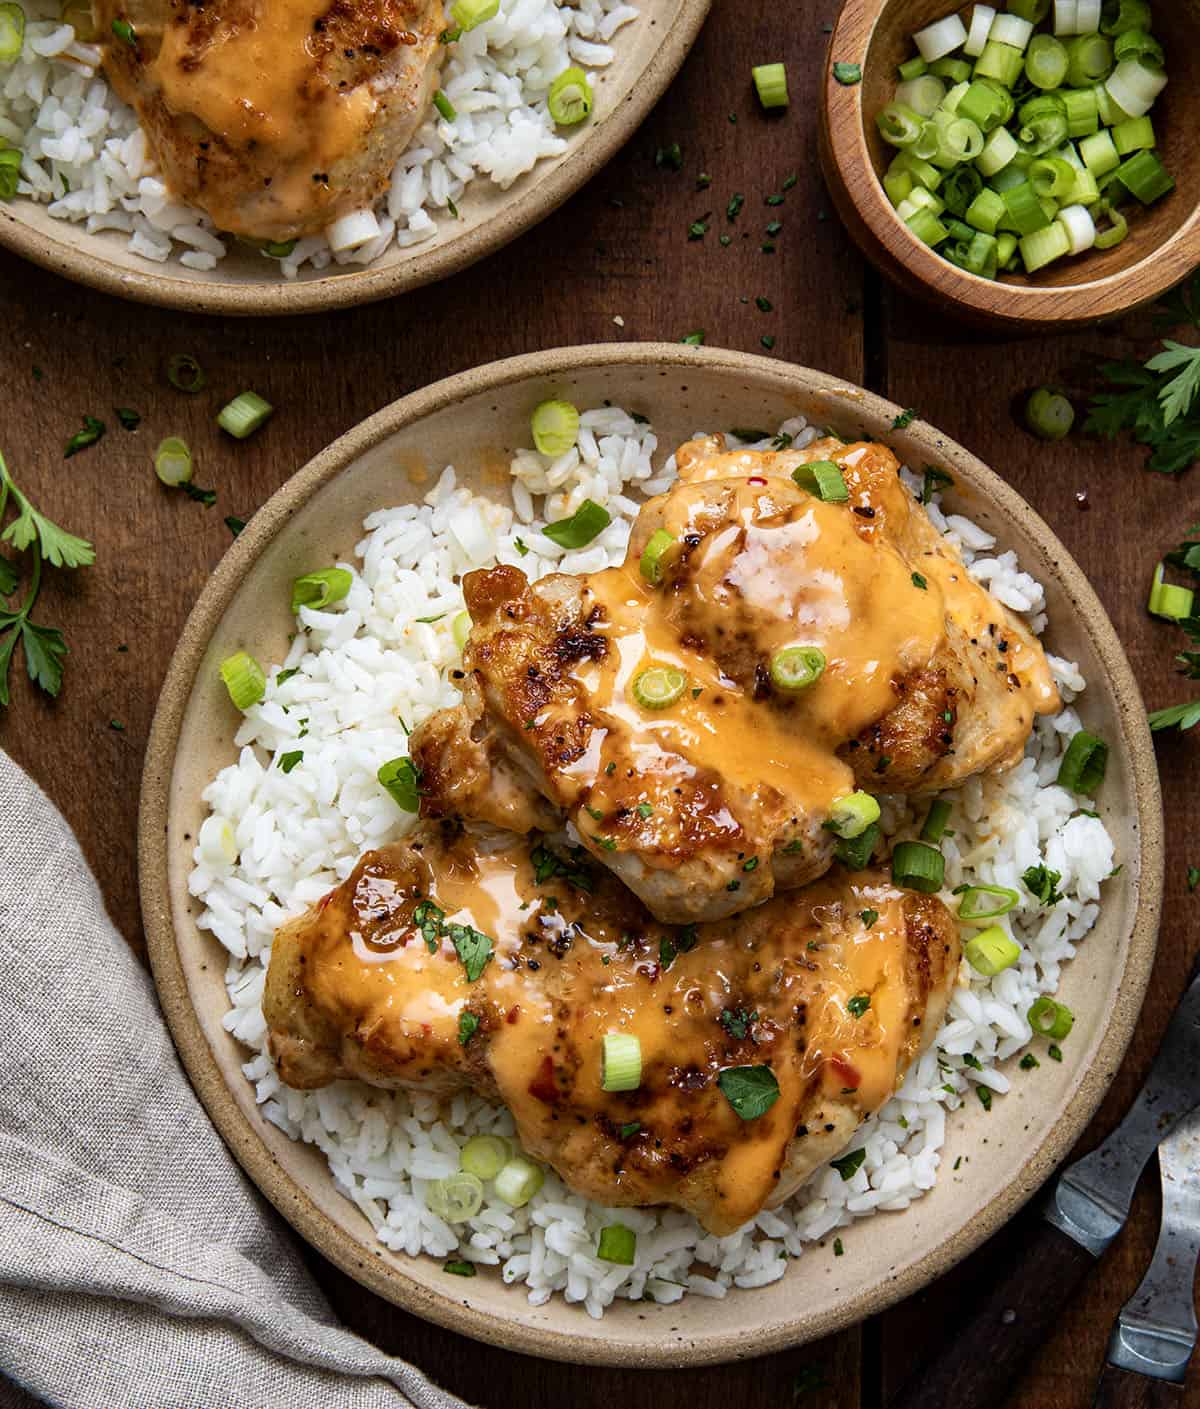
137, 342, 1164, 1366
0, 0, 711, 317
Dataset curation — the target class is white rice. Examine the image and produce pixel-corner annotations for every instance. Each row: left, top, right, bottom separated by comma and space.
190, 410, 1117, 1318
0, 0, 636, 278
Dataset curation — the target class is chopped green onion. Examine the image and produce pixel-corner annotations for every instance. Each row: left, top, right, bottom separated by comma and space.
154, 436, 193, 486
976, 125, 1020, 178
752, 62, 788, 108
1057, 729, 1107, 794
639, 528, 677, 584
601, 1032, 642, 1091
963, 924, 1019, 980
1002, 181, 1050, 235
219, 651, 266, 711
992, 12, 1034, 48
1065, 33, 1114, 86
1028, 995, 1074, 1040
1111, 114, 1154, 154
965, 187, 1006, 235
957, 80, 1012, 134
833, 61, 862, 86
1024, 387, 1075, 439
425, 1171, 484, 1222
921, 798, 952, 841
1093, 204, 1128, 248
929, 56, 972, 83
1062, 88, 1100, 136
792, 460, 848, 501
835, 821, 880, 870
1105, 58, 1166, 118
1025, 33, 1068, 88
632, 665, 687, 710
291, 567, 352, 613
460, 1134, 510, 1180
898, 55, 928, 81
1148, 563, 1195, 622
1019, 220, 1070, 271
826, 792, 881, 840
493, 1155, 545, 1208
166, 352, 206, 394
452, 610, 472, 650
877, 101, 926, 149
975, 40, 1026, 87
0, 145, 20, 200
680, 330, 706, 345
1029, 155, 1075, 198
443, 1259, 476, 1276
891, 840, 945, 894
1100, 0, 1149, 34
1116, 149, 1173, 203
1009, 0, 1051, 19
597, 1224, 637, 1265
958, 884, 1021, 923
111, 16, 135, 45
943, 165, 984, 218
432, 90, 456, 121
542, 498, 610, 548
896, 75, 946, 117
929, 111, 985, 165
1113, 29, 1163, 70
449, 0, 497, 30
769, 644, 826, 692
530, 398, 580, 456
914, 14, 969, 63
378, 756, 420, 811
217, 390, 274, 439
547, 66, 593, 126
0, 4, 24, 63
1017, 93, 1069, 154
1079, 128, 1120, 176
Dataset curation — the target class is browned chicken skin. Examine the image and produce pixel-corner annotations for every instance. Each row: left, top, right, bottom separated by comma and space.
94, 0, 444, 240
410, 435, 1059, 924
265, 826, 961, 1235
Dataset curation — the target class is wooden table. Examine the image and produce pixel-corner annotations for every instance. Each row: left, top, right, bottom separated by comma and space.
1, 2, 1197, 1404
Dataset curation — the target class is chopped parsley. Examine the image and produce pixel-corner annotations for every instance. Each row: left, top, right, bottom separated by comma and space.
718, 1007, 757, 1040
654, 142, 683, 171
892, 407, 917, 430
514, 536, 529, 557
920, 467, 954, 504
636, 802, 654, 819
457, 1011, 479, 1045
688, 219, 709, 241
1189, 866, 1200, 892
275, 667, 299, 686
115, 407, 141, 431
449, 922, 493, 982
847, 994, 870, 1019
742, 856, 759, 872
782, 839, 804, 854
832, 1238, 844, 1257
761, 335, 776, 351
717, 1064, 780, 1120
755, 296, 773, 313
443, 1259, 476, 1277
911, 572, 927, 590
1019, 1053, 1040, 1070
278, 750, 303, 774
765, 193, 785, 207
412, 899, 446, 954
962, 1052, 982, 1071
830, 1147, 866, 1181
524, 846, 591, 892
64, 415, 105, 459
976, 1086, 993, 1111
726, 193, 745, 221
1048, 1043, 1063, 1062
225, 515, 246, 537
1022, 864, 1065, 907
618, 1121, 641, 1139
859, 908, 878, 929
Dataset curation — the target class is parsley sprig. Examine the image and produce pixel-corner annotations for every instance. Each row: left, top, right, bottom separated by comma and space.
0, 452, 94, 706
1084, 278, 1200, 475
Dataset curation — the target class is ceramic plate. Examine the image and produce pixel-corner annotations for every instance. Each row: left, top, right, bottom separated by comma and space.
139, 344, 1162, 1366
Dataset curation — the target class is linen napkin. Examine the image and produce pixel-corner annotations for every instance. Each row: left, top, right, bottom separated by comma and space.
0, 750, 471, 1409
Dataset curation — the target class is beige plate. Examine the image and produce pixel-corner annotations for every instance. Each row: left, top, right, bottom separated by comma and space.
0, 1, 708, 316
139, 344, 1163, 1367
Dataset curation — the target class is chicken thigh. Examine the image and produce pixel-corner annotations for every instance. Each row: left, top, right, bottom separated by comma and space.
265, 825, 960, 1235
96, 0, 445, 240
410, 435, 1058, 924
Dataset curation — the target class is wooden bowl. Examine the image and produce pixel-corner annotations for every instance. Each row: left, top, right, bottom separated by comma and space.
0, 0, 708, 317
139, 344, 1163, 1366
819, 0, 1200, 329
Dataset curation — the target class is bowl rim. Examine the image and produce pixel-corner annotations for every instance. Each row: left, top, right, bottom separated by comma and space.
0, 0, 710, 318
820, 0, 1200, 327
137, 342, 1164, 1366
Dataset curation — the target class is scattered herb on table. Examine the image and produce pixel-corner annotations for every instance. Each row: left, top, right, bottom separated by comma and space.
1189, 866, 1200, 893
688, 218, 709, 240
680, 330, 705, 346
64, 415, 105, 459
0, 451, 95, 705
115, 407, 141, 431
654, 143, 682, 171
1085, 278, 1200, 475
1146, 522, 1200, 732
225, 515, 246, 537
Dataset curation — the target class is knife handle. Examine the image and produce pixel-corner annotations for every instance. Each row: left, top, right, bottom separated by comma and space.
1093, 1366, 1185, 1409
888, 1221, 1095, 1409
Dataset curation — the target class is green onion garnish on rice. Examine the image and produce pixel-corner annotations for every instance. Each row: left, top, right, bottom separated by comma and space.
542, 497, 610, 548
1028, 995, 1075, 1040
219, 651, 266, 711
597, 1224, 637, 1264
493, 1155, 544, 1208
291, 567, 352, 613
547, 67, 593, 126
0, 5, 25, 65
530, 398, 580, 456
890, 840, 945, 894
824, 792, 881, 840
1056, 729, 1108, 795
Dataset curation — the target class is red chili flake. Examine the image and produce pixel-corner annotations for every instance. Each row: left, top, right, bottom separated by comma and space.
528, 1054, 559, 1104
506, 1004, 521, 1025
747, 476, 768, 486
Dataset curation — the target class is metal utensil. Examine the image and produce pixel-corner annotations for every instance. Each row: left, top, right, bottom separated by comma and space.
1102, 1107, 1200, 1389
889, 961, 1200, 1409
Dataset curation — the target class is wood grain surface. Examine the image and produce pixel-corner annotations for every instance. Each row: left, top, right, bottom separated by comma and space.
0, 0, 1197, 1405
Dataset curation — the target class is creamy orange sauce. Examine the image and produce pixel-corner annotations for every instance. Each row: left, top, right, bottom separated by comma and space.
287, 837, 936, 1232
559, 468, 949, 820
